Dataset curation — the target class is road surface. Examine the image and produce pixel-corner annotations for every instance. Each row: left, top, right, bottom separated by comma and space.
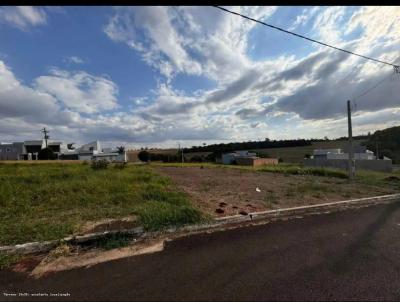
2, 201, 400, 301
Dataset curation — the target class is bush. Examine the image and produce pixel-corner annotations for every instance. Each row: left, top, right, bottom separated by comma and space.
138, 150, 150, 162
38, 148, 57, 160
114, 162, 127, 170
91, 159, 109, 170
190, 155, 204, 162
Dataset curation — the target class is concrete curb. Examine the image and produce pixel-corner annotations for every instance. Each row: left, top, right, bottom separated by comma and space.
1, 193, 400, 255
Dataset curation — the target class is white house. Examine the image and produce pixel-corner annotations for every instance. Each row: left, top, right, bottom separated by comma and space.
222, 151, 257, 165
60, 141, 126, 162
312, 147, 376, 160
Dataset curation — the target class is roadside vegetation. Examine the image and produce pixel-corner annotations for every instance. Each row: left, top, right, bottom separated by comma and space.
0, 163, 203, 245
0, 252, 22, 270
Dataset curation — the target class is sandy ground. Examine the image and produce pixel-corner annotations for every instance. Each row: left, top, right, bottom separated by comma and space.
156, 166, 398, 217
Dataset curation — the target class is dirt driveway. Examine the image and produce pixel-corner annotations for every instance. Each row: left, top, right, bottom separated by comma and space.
156, 166, 398, 217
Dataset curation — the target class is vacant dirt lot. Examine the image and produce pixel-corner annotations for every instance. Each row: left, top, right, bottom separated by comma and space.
156, 166, 399, 217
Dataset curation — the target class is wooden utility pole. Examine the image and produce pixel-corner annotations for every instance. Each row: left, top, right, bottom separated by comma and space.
347, 100, 355, 179
178, 142, 184, 167
41, 127, 49, 148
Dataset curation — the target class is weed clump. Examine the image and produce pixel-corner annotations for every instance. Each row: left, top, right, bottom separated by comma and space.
91, 159, 109, 170
114, 162, 127, 170
136, 201, 203, 231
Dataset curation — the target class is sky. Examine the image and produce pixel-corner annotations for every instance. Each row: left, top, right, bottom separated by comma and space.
0, 6, 399, 149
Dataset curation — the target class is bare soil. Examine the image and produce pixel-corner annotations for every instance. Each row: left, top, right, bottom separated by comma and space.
156, 166, 398, 217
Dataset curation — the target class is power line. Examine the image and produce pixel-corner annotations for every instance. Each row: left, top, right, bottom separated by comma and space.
352, 73, 393, 102
214, 6, 400, 72
352, 56, 400, 102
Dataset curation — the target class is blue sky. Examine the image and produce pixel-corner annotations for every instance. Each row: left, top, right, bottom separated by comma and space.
0, 6, 399, 148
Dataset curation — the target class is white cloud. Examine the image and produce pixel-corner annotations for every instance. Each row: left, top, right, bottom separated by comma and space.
0, 6, 47, 30
288, 7, 320, 31
0, 61, 71, 125
104, 6, 202, 81
104, 6, 277, 83
312, 6, 347, 45
34, 69, 119, 114
64, 56, 84, 64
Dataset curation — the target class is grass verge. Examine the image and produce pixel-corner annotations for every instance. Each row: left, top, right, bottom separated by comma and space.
0, 163, 203, 245
0, 253, 22, 270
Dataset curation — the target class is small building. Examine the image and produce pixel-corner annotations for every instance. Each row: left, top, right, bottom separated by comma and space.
222, 151, 278, 166
0, 140, 62, 160
0, 142, 25, 160
312, 148, 376, 160
305, 147, 392, 172
236, 157, 278, 166
60, 140, 127, 162
222, 151, 256, 165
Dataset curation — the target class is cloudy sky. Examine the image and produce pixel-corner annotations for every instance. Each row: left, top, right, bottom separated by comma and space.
0, 6, 399, 148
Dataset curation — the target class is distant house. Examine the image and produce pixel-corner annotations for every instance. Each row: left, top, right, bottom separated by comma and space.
0, 142, 25, 160
312, 147, 376, 160
222, 151, 278, 166
60, 141, 126, 162
0, 140, 62, 160
304, 147, 392, 172
0, 139, 126, 162
222, 151, 257, 165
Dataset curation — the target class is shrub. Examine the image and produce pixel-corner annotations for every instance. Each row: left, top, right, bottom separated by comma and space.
38, 148, 56, 160
91, 159, 109, 170
114, 162, 127, 170
138, 150, 150, 162
190, 155, 204, 162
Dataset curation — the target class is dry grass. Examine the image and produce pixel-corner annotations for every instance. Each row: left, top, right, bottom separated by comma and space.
156, 165, 400, 217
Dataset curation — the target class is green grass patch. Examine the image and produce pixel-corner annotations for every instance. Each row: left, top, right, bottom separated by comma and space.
0, 163, 203, 245
259, 164, 348, 178
136, 200, 203, 231
0, 253, 22, 270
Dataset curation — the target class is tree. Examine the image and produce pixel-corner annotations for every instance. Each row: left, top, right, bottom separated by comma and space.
138, 150, 150, 162
117, 146, 125, 154
67, 143, 75, 150
38, 148, 56, 160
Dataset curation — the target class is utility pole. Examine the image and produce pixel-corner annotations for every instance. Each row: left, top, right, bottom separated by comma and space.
178, 142, 183, 167
41, 127, 49, 148
376, 142, 379, 160
347, 100, 355, 180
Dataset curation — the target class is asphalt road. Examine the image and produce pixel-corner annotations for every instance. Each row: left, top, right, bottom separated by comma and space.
2, 201, 400, 301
